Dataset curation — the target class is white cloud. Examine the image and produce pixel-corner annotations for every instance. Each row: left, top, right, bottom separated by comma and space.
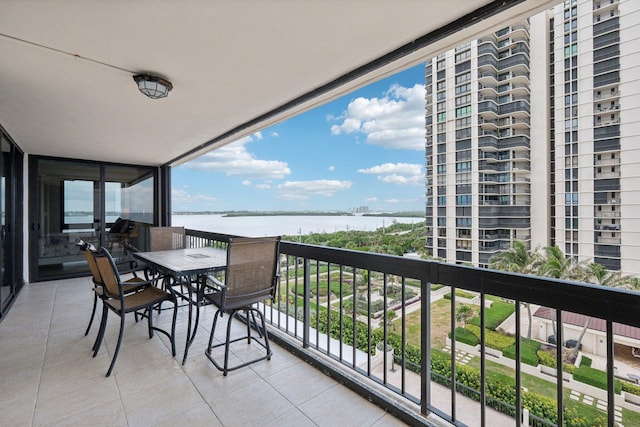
172, 188, 218, 209
330, 83, 426, 150
358, 162, 423, 186
255, 183, 271, 190
277, 180, 352, 200
366, 197, 378, 202
379, 174, 423, 185
184, 134, 290, 180
328, 165, 335, 171
242, 180, 252, 186
358, 162, 421, 175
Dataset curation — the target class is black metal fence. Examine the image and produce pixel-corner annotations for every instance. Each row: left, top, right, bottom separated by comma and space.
185, 229, 640, 427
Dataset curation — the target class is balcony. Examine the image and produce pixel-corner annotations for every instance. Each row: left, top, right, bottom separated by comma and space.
7, 228, 640, 426
0, 276, 399, 426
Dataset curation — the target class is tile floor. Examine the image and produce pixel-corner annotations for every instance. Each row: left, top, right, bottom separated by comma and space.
0, 277, 408, 426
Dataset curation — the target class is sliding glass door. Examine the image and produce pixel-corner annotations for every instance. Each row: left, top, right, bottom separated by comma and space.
29, 157, 157, 282
0, 130, 23, 320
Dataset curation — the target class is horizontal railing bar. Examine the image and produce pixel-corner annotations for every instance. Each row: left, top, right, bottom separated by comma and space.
185, 228, 640, 427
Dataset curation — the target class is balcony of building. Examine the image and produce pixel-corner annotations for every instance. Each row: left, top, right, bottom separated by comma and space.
594, 0, 619, 14
0, 274, 405, 427
594, 87, 620, 101
9, 222, 640, 426
595, 234, 622, 245
4, 1, 617, 426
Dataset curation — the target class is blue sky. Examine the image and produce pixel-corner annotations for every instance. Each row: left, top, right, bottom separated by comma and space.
172, 63, 426, 212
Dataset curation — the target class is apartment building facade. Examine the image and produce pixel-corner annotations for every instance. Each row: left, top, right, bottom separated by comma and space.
425, 0, 640, 275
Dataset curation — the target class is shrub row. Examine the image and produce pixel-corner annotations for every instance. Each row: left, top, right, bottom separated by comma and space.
442, 289, 475, 300
427, 350, 606, 426
466, 324, 515, 350
573, 365, 621, 394
621, 380, 640, 396
311, 309, 383, 355
536, 349, 575, 373
314, 311, 608, 426
448, 327, 480, 346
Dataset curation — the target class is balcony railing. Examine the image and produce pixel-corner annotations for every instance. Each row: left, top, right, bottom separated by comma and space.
184, 229, 640, 427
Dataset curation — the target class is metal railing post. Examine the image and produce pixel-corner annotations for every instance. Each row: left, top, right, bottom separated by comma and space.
303, 258, 310, 349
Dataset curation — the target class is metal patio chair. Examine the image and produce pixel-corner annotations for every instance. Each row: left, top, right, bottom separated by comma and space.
203, 236, 281, 375
76, 239, 147, 342
92, 247, 178, 377
149, 226, 185, 251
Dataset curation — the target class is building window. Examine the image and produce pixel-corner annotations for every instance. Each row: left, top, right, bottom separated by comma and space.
455, 50, 471, 62
455, 106, 472, 118
455, 72, 471, 84
456, 161, 472, 172
455, 83, 471, 95
455, 94, 471, 106
456, 195, 472, 205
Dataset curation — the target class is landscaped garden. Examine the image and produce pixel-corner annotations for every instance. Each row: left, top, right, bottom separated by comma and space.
270, 234, 640, 426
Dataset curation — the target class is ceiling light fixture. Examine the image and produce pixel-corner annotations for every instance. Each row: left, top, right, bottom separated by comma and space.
133, 74, 173, 99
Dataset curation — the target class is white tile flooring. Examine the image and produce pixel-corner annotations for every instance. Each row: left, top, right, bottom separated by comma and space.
0, 277, 408, 426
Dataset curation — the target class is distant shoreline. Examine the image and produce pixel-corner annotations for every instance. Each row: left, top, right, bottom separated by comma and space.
173, 210, 424, 218
64, 210, 425, 219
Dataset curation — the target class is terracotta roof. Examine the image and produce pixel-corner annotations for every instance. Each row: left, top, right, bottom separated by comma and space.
533, 306, 640, 341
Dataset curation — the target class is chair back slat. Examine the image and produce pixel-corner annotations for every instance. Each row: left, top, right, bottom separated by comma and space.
94, 251, 122, 298
224, 236, 280, 306
76, 239, 102, 285
150, 226, 185, 251
82, 250, 103, 285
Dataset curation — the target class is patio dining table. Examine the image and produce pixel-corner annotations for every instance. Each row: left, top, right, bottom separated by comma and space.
133, 246, 227, 364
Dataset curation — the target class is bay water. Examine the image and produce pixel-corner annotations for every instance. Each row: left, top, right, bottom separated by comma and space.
171, 214, 423, 237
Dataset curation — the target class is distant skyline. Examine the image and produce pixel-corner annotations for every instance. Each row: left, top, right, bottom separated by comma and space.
172, 64, 427, 212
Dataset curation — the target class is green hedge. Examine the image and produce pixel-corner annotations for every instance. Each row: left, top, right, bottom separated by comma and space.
382, 336, 606, 426
580, 355, 592, 367
311, 309, 383, 354
537, 349, 576, 373
573, 365, 621, 394
467, 300, 515, 330
466, 324, 515, 350
502, 338, 541, 366
427, 350, 606, 426
449, 327, 480, 346
443, 289, 475, 300
622, 380, 640, 396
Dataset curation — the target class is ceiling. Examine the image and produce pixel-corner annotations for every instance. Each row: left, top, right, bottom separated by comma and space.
0, 0, 555, 167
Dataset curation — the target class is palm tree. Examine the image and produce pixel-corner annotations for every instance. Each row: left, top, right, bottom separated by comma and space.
489, 240, 542, 339
489, 240, 541, 274
565, 262, 626, 361
538, 245, 588, 281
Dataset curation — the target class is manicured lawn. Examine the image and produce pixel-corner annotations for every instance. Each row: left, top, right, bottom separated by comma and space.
390, 298, 463, 348
468, 299, 515, 330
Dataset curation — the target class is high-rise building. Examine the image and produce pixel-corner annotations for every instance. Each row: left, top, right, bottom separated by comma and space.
548, 0, 640, 275
425, 0, 640, 275
425, 21, 534, 267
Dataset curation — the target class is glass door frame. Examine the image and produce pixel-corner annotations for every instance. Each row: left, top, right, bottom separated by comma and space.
0, 126, 24, 321
28, 155, 160, 282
